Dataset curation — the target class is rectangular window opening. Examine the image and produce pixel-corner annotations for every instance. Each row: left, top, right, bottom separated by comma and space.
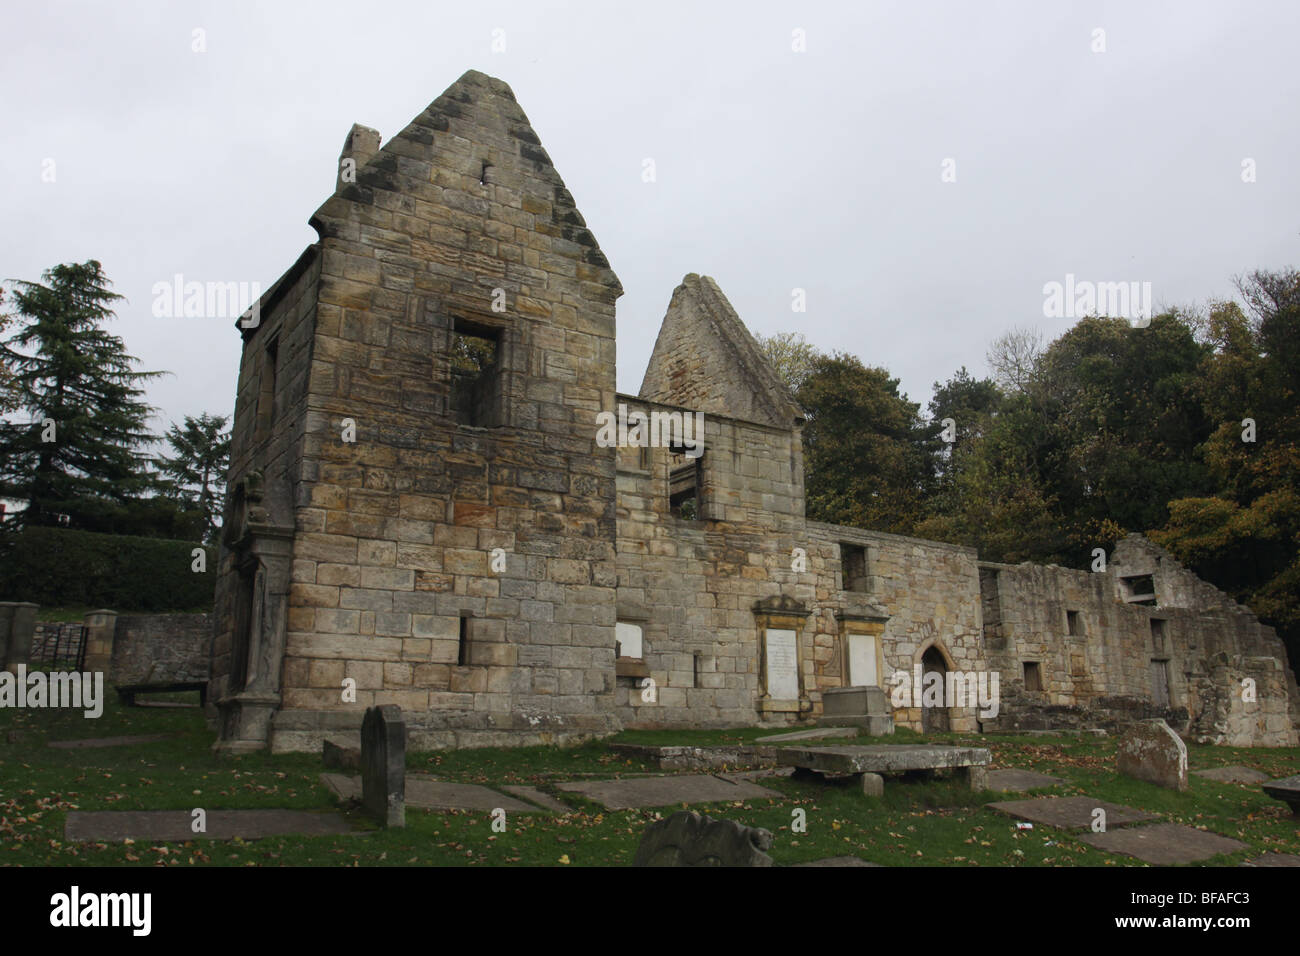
1066, 610, 1082, 637
1120, 573, 1157, 606
450, 319, 501, 428
841, 544, 869, 592
1023, 661, 1043, 692
668, 449, 700, 520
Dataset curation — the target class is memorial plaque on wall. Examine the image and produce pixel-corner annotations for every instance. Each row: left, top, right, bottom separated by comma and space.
765, 628, 799, 700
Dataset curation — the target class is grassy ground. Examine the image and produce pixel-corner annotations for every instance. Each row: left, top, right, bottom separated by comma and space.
1, 692, 1297, 867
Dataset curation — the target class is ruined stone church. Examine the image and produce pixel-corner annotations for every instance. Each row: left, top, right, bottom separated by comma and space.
208, 70, 1300, 753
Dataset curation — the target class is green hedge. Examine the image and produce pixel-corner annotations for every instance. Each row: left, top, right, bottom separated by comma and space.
0, 526, 217, 612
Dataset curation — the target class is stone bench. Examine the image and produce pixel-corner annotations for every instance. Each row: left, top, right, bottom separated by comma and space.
778, 744, 992, 796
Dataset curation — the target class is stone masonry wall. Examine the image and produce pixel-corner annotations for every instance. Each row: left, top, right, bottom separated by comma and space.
209, 246, 321, 704
270, 70, 624, 752
111, 613, 212, 687
614, 396, 807, 727
980, 535, 1299, 746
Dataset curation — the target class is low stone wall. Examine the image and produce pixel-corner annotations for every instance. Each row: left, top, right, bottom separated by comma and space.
108, 613, 211, 687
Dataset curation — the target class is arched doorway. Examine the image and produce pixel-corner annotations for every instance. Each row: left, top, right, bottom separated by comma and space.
920, 646, 950, 733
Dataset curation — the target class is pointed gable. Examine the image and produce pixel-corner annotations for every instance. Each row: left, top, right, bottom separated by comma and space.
638, 274, 801, 428
308, 69, 621, 299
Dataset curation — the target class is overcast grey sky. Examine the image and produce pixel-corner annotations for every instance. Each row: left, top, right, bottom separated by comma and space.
4, 0, 1298, 437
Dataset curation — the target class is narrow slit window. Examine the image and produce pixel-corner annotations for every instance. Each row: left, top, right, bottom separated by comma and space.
457, 615, 471, 667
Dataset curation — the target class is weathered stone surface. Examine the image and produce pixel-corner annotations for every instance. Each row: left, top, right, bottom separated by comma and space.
986, 796, 1158, 829
360, 704, 404, 827
500, 785, 573, 814
778, 744, 991, 776
819, 686, 894, 734
860, 772, 884, 796
322, 735, 361, 772
632, 810, 773, 866
322, 773, 539, 812
555, 774, 781, 810
65, 809, 353, 842
1242, 853, 1300, 867
1081, 823, 1246, 865
1192, 765, 1270, 784
793, 856, 882, 867
1261, 774, 1300, 815
49, 734, 177, 750
756, 727, 857, 742
1117, 719, 1189, 791
607, 743, 776, 770
986, 769, 1065, 792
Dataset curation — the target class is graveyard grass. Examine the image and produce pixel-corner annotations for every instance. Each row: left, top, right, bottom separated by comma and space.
2, 695, 1297, 867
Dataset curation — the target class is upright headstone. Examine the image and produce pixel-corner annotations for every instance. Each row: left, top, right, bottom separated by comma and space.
361, 705, 405, 827
4, 603, 38, 671
1117, 718, 1188, 791
633, 811, 773, 866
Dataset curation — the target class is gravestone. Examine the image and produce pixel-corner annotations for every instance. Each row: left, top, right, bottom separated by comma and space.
764, 629, 799, 700
820, 686, 894, 735
361, 705, 405, 827
1117, 718, 1188, 792
633, 811, 773, 866
1262, 774, 1300, 816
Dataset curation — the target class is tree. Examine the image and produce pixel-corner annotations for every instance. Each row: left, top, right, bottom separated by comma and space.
755, 331, 821, 395
796, 353, 941, 535
0, 261, 162, 528
154, 413, 232, 541
986, 325, 1045, 394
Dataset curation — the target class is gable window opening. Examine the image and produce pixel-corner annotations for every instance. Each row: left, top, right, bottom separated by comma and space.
1120, 573, 1157, 607
668, 447, 701, 520
449, 319, 501, 428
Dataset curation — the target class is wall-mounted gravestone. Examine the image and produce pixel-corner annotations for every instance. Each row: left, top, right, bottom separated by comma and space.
1117, 718, 1188, 791
633, 810, 773, 866
361, 705, 405, 827
764, 629, 799, 700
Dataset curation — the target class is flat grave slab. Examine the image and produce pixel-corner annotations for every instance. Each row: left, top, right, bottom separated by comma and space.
607, 743, 776, 771
555, 774, 781, 810
1242, 853, 1300, 867
321, 773, 537, 812
1262, 774, 1300, 815
986, 796, 1157, 829
756, 727, 857, 743
778, 745, 991, 775
499, 785, 573, 814
1081, 823, 1246, 865
65, 809, 354, 843
987, 769, 1065, 792
49, 733, 178, 750
1192, 766, 1270, 785
791, 856, 882, 867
